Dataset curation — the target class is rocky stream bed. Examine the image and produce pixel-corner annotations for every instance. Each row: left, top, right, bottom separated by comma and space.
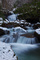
0, 11, 40, 60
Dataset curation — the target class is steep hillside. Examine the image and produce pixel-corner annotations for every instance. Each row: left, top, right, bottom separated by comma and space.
1, 0, 35, 10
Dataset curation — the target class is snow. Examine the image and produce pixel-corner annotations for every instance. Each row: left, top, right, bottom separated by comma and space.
0, 42, 17, 60
0, 18, 3, 21
0, 27, 9, 31
15, 27, 26, 32
13, 8, 17, 11
36, 28, 40, 35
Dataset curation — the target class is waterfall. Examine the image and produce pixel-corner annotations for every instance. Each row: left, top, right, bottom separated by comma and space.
0, 26, 38, 44
7, 13, 17, 22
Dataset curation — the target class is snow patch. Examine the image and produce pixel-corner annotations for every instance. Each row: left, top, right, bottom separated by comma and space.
0, 42, 17, 60
36, 28, 40, 35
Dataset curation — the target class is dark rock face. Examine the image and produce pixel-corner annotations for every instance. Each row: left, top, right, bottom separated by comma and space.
0, 29, 5, 36
1, 22, 20, 28
5, 30, 10, 34
33, 23, 40, 29
34, 32, 40, 42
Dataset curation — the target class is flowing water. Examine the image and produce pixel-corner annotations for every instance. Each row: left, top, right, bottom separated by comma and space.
0, 13, 40, 60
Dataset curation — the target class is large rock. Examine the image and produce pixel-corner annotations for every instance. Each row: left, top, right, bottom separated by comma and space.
0, 27, 10, 36
0, 29, 5, 36
34, 28, 40, 42
1, 22, 20, 28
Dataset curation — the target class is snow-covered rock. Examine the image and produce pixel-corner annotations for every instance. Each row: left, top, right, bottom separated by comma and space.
36, 28, 40, 35
0, 18, 3, 25
15, 27, 26, 33
34, 28, 40, 41
0, 18, 3, 20
0, 27, 10, 35
0, 42, 17, 60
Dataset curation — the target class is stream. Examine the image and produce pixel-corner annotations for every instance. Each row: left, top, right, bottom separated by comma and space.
0, 13, 40, 60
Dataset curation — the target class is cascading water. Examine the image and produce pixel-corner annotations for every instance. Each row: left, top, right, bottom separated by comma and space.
0, 27, 38, 44
7, 13, 17, 22
0, 13, 40, 60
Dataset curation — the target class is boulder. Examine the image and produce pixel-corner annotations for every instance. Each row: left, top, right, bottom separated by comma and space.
0, 29, 5, 36
1, 22, 20, 28
0, 27, 10, 36
34, 28, 40, 42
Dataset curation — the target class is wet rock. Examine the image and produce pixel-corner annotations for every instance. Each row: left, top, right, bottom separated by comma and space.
5, 30, 10, 34
34, 28, 40, 42
33, 23, 40, 29
21, 33, 34, 38
0, 27, 10, 36
0, 29, 5, 36
1, 22, 20, 28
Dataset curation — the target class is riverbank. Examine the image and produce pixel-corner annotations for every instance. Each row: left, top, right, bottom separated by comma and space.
0, 41, 17, 60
